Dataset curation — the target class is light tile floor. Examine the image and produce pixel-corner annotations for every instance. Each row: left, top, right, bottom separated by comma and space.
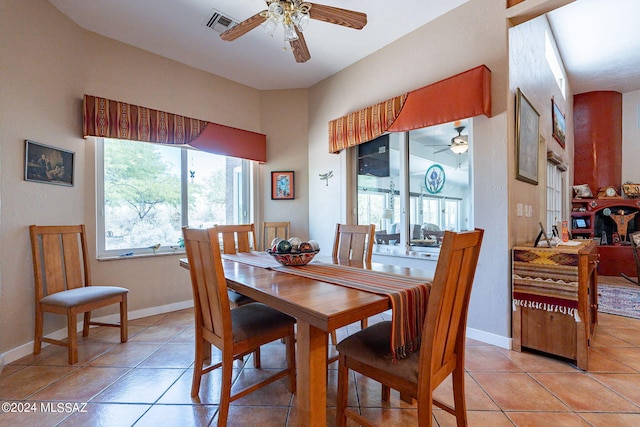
2, 279, 640, 426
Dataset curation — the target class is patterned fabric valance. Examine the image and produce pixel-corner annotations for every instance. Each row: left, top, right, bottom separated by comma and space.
328, 65, 492, 153
328, 94, 408, 154
83, 95, 267, 163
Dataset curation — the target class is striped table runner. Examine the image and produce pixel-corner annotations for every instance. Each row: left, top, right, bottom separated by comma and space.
220, 252, 431, 359
274, 263, 431, 360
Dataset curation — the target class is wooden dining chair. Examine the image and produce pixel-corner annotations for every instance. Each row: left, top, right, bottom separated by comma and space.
216, 224, 257, 255
262, 221, 290, 250
29, 224, 128, 364
332, 223, 375, 264
214, 224, 262, 364
330, 223, 376, 345
214, 224, 256, 307
182, 227, 296, 426
335, 229, 484, 427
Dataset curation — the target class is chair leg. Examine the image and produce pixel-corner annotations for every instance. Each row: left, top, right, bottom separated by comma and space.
336, 354, 349, 427
218, 353, 234, 427
67, 311, 78, 365
34, 308, 43, 355
360, 317, 368, 330
285, 332, 296, 394
191, 337, 205, 397
382, 385, 391, 401
82, 312, 91, 337
120, 296, 128, 343
253, 348, 261, 368
417, 391, 435, 427
451, 367, 467, 427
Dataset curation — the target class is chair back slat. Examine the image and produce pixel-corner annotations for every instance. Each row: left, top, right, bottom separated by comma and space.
30, 225, 89, 297
61, 231, 84, 289
262, 222, 290, 250
41, 233, 66, 295
332, 223, 375, 263
183, 227, 230, 341
419, 229, 483, 382
216, 224, 257, 254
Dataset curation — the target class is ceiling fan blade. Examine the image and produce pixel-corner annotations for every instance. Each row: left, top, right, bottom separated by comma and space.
308, 3, 367, 29
220, 12, 267, 41
434, 147, 451, 154
290, 28, 311, 63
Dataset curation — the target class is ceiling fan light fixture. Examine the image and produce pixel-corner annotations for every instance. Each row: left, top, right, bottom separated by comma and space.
283, 22, 298, 41
292, 10, 310, 31
261, 1, 310, 42
268, 2, 285, 19
262, 17, 278, 37
449, 125, 468, 154
450, 142, 468, 154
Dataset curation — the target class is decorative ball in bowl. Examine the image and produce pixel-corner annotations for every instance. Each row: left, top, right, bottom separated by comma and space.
267, 237, 320, 266
268, 249, 319, 266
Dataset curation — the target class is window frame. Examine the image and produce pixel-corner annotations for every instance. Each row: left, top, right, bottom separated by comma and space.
96, 138, 254, 259
354, 120, 474, 257
546, 160, 565, 234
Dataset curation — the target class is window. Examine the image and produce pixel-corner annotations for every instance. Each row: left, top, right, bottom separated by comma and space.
546, 161, 564, 234
545, 30, 566, 99
96, 138, 252, 258
356, 120, 473, 254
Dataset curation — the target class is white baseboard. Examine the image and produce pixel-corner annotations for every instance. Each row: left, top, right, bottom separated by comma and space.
466, 327, 511, 349
0, 300, 193, 366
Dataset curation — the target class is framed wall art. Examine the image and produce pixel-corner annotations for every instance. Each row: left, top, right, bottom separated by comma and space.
515, 88, 540, 185
271, 171, 294, 200
552, 98, 566, 148
24, 140, 75, 186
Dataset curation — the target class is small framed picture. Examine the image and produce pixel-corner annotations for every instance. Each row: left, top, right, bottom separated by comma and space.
552, 98, 566, 148
24, 140, 74, 186
271, 171, 294, 200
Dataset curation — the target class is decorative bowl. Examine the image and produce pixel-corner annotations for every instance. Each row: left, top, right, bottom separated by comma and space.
268, 250, 319, 266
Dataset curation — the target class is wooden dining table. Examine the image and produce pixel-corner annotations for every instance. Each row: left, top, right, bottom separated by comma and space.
179, 254, 433, 427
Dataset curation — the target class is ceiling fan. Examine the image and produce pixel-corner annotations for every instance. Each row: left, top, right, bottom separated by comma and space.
219, 1, 367, 63
433, 125, 469, 155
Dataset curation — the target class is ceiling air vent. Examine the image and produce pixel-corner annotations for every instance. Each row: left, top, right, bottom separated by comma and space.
205, 9, 238, 34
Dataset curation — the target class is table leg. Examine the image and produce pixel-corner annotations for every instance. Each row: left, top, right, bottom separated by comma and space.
296, 321, 328, 427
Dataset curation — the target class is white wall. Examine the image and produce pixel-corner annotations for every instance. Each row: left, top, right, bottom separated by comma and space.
307, 0, 512, 341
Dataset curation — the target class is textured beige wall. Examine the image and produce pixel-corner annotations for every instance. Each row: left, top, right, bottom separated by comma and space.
1, 0, 89, 360
0, 0, 303, 361
307, 0, 513, 339
508, 15, 574, 246
258, 90, 309, 244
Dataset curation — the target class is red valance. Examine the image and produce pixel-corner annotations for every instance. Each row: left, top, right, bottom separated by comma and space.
83, 95, 267, 163
328, 65, 492, 153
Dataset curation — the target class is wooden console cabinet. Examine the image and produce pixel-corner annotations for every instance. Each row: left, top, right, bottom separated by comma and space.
512, 240, 598, 370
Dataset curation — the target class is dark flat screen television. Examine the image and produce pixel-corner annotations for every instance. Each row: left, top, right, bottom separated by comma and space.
358, 134, 390, 177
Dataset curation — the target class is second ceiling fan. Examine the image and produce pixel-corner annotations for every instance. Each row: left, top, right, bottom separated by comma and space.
220, 1, 367, 63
